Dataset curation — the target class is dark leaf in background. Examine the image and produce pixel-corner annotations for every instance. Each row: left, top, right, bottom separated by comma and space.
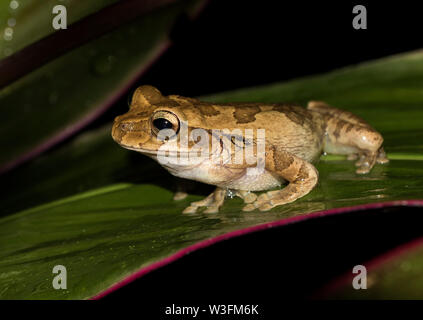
0, 0, 204, 174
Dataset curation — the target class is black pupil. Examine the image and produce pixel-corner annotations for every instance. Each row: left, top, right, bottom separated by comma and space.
153, 118, 173, 130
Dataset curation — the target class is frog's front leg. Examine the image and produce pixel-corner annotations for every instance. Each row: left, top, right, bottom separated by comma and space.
173, 191, 188, 201
308, 101, 389, 174
243, 148, 318, 212
182, 187, 226, 214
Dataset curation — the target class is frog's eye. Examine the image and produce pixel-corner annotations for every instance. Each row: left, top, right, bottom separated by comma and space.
151, 110, 180, 138
153, 118, 173, 130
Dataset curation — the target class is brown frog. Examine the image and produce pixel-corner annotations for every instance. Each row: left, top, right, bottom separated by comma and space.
112, 85, 388, 213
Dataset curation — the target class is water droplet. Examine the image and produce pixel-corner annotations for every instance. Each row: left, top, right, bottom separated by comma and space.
9, 0, 19, 10
7, 18, 16, 27
3, 27, 13, 41
92, 54, 116, 76
226, 189, 236, 199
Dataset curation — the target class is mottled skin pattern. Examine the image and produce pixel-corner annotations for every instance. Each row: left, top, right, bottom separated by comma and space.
112, 85, 388, 213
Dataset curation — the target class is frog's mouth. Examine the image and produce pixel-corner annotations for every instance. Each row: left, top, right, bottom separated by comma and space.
120, 145, 158, 155
118, 136, 225, 160
120, 145, 203, 159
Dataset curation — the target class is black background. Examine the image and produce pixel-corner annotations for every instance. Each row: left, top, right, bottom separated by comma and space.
139, 0, 421, 97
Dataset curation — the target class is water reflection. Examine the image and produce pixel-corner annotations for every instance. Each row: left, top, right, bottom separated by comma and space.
173, 159, 422, 242
181, 199, 327, 240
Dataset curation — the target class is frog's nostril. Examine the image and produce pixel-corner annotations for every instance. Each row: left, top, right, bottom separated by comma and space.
117, 119, 145, 132
119, 122, 133, 132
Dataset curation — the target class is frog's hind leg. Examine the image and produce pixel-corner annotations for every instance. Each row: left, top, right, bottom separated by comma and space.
243, 148, 319, 212
307, 101, 388, 174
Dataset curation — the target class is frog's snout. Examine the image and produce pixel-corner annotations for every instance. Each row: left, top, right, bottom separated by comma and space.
114, 117, 145, 133
117, 121, 134, 132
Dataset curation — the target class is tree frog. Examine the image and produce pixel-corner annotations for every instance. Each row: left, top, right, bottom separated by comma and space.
112, 85, 388, 213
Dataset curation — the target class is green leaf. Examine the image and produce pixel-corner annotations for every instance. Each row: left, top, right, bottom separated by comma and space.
0, 0, 120, 59
322, 238, 423, 299
0, 0, 202, 173
1, 50, 423, 299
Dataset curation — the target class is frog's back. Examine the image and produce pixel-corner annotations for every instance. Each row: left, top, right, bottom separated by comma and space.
200, 102, 325, 162
255, 104, 325, 162
170, 96, 325, 162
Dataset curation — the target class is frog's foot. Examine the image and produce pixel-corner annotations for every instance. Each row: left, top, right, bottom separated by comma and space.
183, 188, 226, 214
173, 191, 188, 201
354, 147, 389, 174
243, 189, 297, 212
235, 190, 257, 204
354, 152, 377, 174
376, 147, 389, 164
